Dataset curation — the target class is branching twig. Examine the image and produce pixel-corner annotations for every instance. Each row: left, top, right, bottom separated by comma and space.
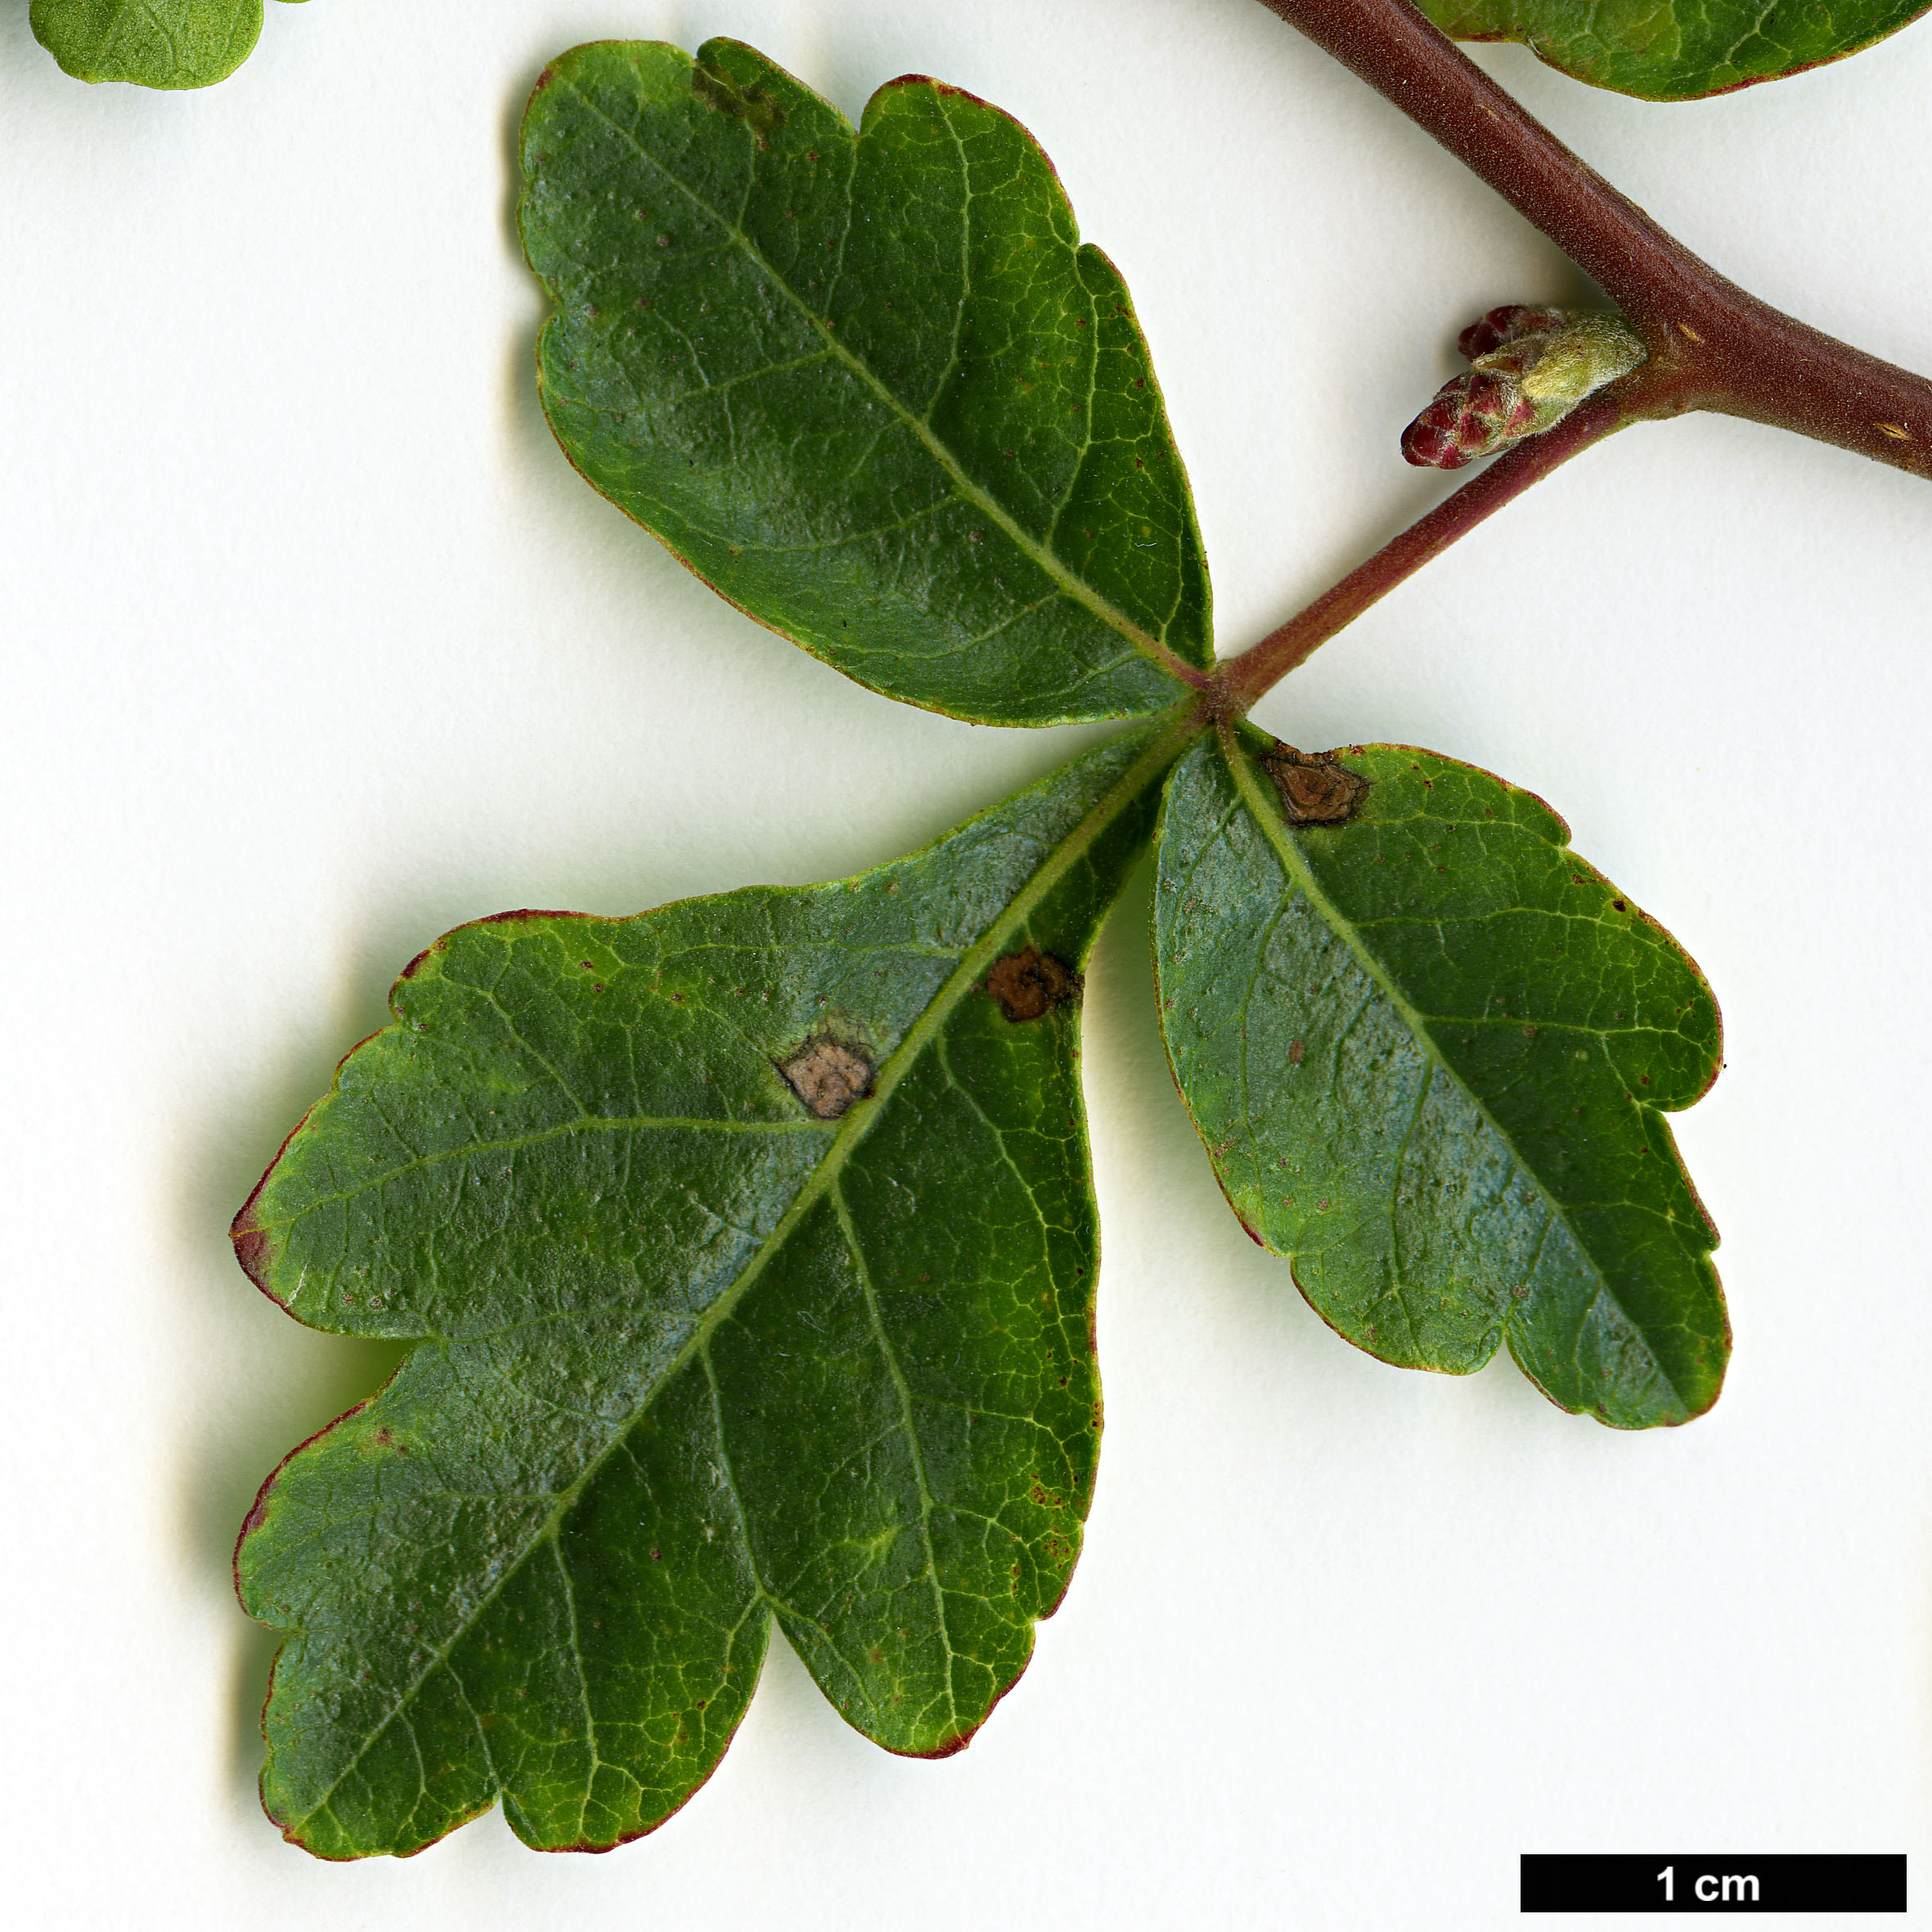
1212, 0, 1930, 714
1215, 387, 1629, 711
1250, 0, 1932, 476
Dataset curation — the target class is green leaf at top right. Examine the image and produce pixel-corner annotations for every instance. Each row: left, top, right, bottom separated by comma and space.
1153, 728, 1728, 1430
1419, 0, 1930, 100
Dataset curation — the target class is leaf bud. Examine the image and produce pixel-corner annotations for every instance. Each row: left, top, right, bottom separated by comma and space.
1456, 304, 1568, 361
1403, 308, 1647, 470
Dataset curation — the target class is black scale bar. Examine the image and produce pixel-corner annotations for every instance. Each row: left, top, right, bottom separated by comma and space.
1521, 1854, 1905, 1912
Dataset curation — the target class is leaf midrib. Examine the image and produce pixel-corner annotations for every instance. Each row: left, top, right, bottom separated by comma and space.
276, 711, 1197, 1831
550, 69, 1203, 692
1218, 730, 1689, 1411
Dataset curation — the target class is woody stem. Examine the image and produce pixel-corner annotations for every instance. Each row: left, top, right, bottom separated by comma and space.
1213, 385, 1629, 712
1249, 0, 1932, 476
1209, 0, 1932, 714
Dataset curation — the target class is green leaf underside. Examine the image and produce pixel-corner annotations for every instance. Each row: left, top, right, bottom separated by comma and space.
30, 0, 303, 89
519, 39, 1212, 726
1153, 730, 1727, 1429
234, 721, 1187, 1858
1421, 0, 1930, 99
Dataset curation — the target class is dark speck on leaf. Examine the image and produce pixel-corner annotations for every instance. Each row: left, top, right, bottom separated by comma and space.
777, 1036, 874, 1118
985, 946, 1082, 1022
1263, 744, 1370, 826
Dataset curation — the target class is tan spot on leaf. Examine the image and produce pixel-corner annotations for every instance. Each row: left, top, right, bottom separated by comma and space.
1262, 744, 1370, 826
777, 1036, 874, 1119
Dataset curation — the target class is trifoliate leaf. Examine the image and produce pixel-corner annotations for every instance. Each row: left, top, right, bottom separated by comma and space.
232, 719, 1189, 1858
519, 40, 1212, 726
1152, 728, 1727, 1429
1419, 0, 1930, 101
30, 0, 304, 90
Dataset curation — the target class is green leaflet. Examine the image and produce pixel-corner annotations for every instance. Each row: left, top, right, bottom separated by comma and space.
519, 40, 1213, 726
233, 720, 1188, 1858
1419, 0, 1930, 100
1152, 729, 1727, 1428
30, 0, 305, 89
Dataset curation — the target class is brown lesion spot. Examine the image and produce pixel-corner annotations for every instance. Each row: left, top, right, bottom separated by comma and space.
984, 946, 1082, 1022
777, 1036, 874, 1119
1262, 744, 1369, 826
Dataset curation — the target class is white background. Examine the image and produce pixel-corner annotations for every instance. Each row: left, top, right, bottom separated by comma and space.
4, 1, 1930, 1925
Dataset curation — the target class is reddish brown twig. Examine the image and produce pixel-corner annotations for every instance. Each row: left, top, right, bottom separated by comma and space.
1212, 0, 1930, 713
1250, 0, 1932, 476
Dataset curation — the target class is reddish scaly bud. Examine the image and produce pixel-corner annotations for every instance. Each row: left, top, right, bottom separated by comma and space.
1400, 369, 1536, 469
1399, 393, 1467, 468
1456, 303, 1567, 362
1403, 308, 1646, 470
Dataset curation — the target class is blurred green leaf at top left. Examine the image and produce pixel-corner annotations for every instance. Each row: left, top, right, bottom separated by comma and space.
32, 0, 307, 91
